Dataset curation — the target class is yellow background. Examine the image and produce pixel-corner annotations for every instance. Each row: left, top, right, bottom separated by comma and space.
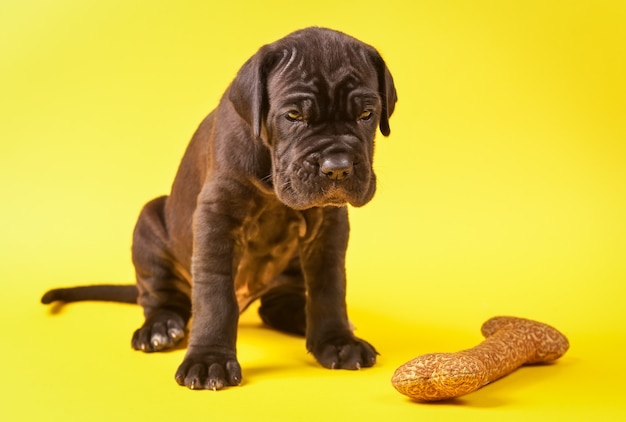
2, 0, 625, 420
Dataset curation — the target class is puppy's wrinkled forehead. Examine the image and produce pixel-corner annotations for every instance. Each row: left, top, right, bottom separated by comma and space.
268, 33, 379, 96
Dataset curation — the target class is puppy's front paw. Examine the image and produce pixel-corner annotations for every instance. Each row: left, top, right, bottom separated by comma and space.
308, 334, 378, 370
175, 349, 242, 390
131, 310, 186, 352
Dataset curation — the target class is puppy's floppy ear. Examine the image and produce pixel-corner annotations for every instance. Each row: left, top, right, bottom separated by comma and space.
371, 53, 397, 137
228, 46, 275, 140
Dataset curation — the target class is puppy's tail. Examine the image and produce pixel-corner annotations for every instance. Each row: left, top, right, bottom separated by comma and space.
41, 284, 138, 305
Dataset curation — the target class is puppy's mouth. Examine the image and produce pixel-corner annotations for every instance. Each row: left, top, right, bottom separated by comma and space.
312, 185, 352, 208
274, 162, 376, 210
277, 185, 356, 210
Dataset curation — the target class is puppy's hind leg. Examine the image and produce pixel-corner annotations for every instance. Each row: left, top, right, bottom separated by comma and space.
131, 196, 192, 353
258, 257, 306, 336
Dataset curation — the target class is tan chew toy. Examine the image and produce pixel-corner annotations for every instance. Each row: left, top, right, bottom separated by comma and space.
391, 316, 569, 402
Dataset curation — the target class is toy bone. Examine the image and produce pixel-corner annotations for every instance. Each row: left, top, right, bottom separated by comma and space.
391, 316, 570, 401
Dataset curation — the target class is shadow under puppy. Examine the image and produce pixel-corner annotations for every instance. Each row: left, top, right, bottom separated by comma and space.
42, 27, 397, 390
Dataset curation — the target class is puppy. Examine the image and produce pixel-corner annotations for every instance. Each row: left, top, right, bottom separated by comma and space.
42, 27, 397, 390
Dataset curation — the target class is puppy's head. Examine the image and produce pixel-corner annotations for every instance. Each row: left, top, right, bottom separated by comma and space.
229, 27, 397, 210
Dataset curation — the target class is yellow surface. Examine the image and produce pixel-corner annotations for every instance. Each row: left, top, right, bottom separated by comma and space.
2, 0, 625, 420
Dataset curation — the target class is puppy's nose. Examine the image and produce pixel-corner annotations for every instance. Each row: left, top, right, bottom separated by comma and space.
320, 154, 353, 181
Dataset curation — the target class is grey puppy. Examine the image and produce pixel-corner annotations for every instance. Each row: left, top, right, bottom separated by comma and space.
42, 27, 397, 390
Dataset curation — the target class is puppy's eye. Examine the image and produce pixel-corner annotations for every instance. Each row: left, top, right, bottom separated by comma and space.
359, 110, 373, 121
286, 111, 304, 122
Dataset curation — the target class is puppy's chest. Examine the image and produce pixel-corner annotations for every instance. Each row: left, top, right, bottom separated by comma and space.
233, 204, 306, 310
